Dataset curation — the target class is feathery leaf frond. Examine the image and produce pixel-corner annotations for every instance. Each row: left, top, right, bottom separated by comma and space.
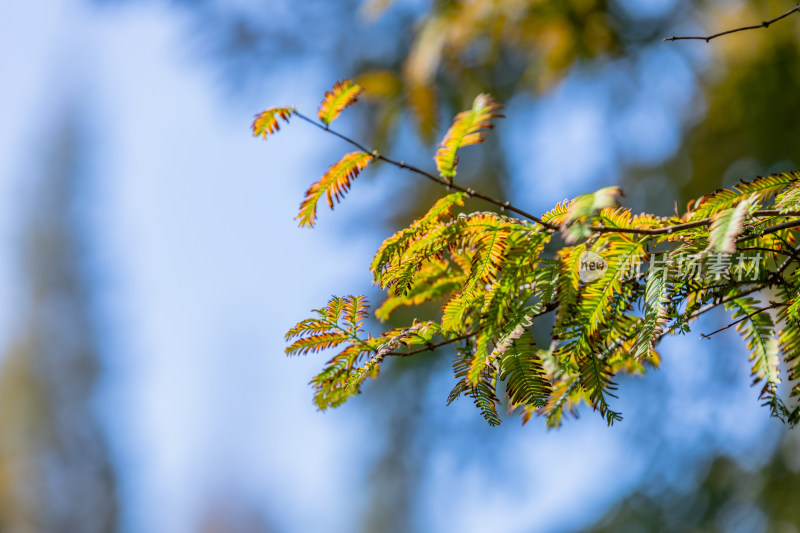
707, 197, 755, 254
726, 296, 781, 401
317, 80, 363, 125
435, 94, 503, 181
578, 352, 622, 425
285, 295, 370, 355
296, 151, 373, 228
500, 331, 551, 410
286, 296, 377, 409
370, 192, 467, 283
252, 107, 294, 139
449, 344, 501, 425
467, 332, 492, 387
775, 175, 800, 213
375, 258, 463, 321
689, 172, 798, 220
270, 87, 800, 429
634, 265, 670, 360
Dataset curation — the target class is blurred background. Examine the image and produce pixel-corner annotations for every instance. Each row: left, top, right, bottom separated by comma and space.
1, 0, 799, 531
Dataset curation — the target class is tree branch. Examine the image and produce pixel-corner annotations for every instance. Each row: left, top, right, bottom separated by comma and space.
740, 239, 800, 264
664, 4, 800, 42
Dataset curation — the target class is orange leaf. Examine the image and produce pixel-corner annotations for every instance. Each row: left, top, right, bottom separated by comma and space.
435, 94, 503, 181
297, 152, 374, 227
251, 107, 293, 139
317, 80, 363, 124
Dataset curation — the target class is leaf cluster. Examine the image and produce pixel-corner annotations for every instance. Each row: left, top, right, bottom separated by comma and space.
257, 80, 800, 428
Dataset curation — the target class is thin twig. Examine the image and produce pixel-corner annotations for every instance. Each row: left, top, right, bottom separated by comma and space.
744, 236, 800, 268
691, 278, 771, 293
385, 302, 558, 358
293, 111, 800, 240
665, 4, 800, 42
655, 283, 766, 343
294, 111, 553, 228
387, 332, 475, 358
700, 301, 786, 339
690, 285, 766, 321
738, 246, 787, 256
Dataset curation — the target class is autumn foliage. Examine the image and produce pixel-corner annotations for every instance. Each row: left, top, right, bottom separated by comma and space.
255, 76, 800, 428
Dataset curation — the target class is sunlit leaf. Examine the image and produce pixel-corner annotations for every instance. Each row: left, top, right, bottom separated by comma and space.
251, 107, 294, 139
297, 152, 373, 227
317, 80, 363, 125
435, 93, 503, 181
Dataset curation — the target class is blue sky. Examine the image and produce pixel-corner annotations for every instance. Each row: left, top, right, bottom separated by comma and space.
0, 1, 787, 532
2, 2, 369, 531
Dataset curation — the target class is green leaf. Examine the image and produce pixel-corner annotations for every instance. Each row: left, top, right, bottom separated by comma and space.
775, 175, 800, 213
779, 314, 800, 400
460, 217, 511, 297
500, 332, 551, 409
467, 333, 491, 387
470, 375, 502, 426
285, 296, 377, 410
578, 352, 622, 425
370, 193, 467, 286
450, 344, 501, 426
634, 264, 670, 360
726, 296, 781, 398
375, 258, 463, 321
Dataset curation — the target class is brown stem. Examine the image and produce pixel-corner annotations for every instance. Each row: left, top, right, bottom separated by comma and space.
664, 5, 800, 42
293, 111, 553, 228
700, 301, 787, 339
388, 332, 475, 358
